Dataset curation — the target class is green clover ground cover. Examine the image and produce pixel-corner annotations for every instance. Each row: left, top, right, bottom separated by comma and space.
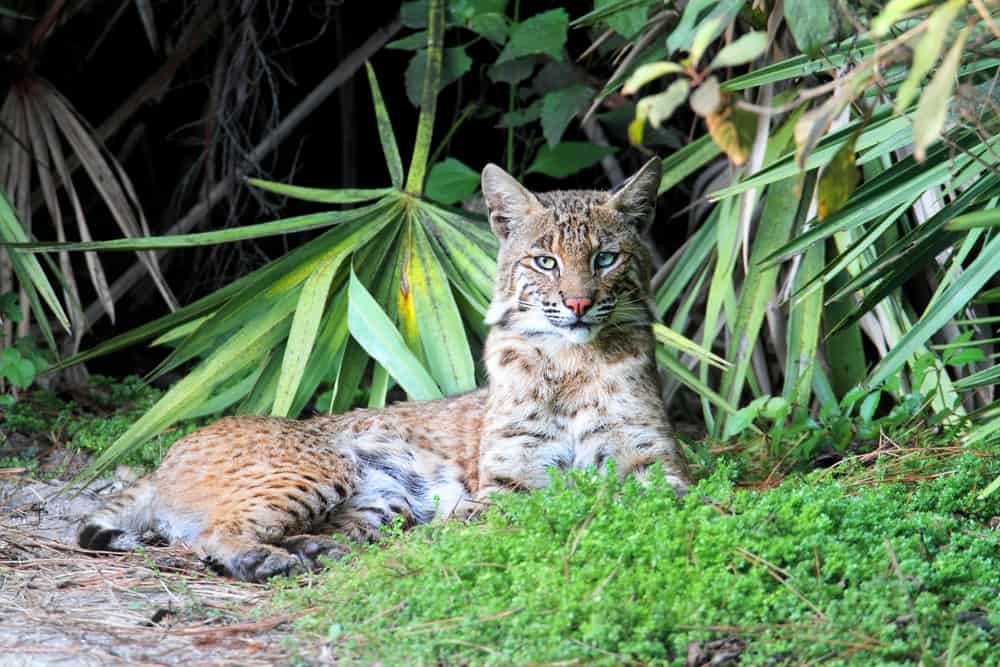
278, 454, 1000, 665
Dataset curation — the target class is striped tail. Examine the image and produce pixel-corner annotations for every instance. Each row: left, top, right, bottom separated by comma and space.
78, 480, 160, 551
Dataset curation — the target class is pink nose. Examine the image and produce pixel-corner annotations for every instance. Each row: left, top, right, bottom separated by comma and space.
563, 297, 593, 318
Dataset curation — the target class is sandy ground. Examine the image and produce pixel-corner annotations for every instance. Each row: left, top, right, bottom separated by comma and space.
0, 471, 328, 666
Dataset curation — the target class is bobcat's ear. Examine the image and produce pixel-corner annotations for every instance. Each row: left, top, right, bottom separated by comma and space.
607, 157, 662, 231
481, 163, 542, 240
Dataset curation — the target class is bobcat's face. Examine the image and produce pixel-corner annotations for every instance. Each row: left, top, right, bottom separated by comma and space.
481, 160, 661, 344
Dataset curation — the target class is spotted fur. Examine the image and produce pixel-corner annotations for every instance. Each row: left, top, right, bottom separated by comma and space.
78, 158, 690, 582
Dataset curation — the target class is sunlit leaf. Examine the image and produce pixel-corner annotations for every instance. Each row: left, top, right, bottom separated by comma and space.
621, 62, 685, 95
871, 0, 932, 36
709, 31, 768, 70
913, 26, 969, 162
894, 0, 963, 113
347, 269, 443, 400
689, 76, 722, 116
637, 79, 689, 128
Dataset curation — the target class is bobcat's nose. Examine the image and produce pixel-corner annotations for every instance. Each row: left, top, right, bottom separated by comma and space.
563, 296, 594, 318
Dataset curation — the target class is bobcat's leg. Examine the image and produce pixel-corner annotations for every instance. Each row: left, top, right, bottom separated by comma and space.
190, 451, 361, 581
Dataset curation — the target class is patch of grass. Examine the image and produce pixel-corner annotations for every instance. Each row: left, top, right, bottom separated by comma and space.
1, 375, 204, 472
277, 448, 1000, 665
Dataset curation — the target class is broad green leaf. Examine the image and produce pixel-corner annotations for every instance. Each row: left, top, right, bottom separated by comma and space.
149, 203, 398, 379
637, 80, 689, 128
496, 9, 569, 63
621, 62, 685, 95
706, 102, 756, 166
409, 213, 476, 394
271, 251, 349, 417
247, 180, 391, 204
150, 314, 213, 346
0, 348, 36, 388
365, 63, 404, 188
720, 177, 799, 420
387, 31, 428, 50
487, 58, 535, 85
894, 0, 963, 112
406, 0, 444, 196
540, 85, 593, 146
0, 190, 70, 331
816, 132, 859, 220
913, 26, 969, 162
347, 270, 443, 400
186, 363, 267, 419
425, 207, 497, 298
403, 47, 473, 107
469, 13, 509, 43
498, 99, 544, 128
779, 172, 822, 409
526, 142, 616, 178
783, 0, 833, 55
867, 232, 1000, 388
327, 230, 402, 413
871, 0, 932, 36
783, 240, 825, 408
593, 0, 650, 37
425, 158, 480, 205
702, 195, 739, 432
690, 15, 727, 66
689, 76, 722, 116
709, 32, 768, 70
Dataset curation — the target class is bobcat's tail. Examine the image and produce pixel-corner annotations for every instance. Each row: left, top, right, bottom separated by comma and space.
78, 479, 160, 551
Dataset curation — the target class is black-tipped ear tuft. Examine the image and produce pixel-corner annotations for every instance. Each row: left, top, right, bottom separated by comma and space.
608, 157, 662, 231
481, 163, 542, 239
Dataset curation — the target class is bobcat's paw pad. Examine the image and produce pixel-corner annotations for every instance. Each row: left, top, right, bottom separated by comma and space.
280, 535, 350, 570
232, 547, 301, 582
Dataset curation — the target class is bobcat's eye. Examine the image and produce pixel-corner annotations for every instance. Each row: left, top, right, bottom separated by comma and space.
593, 251, 619, 270
534, 255, 558, 271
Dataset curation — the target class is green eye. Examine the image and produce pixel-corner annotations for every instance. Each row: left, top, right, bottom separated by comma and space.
594, 251, 619, 269
534, 255, 558, 270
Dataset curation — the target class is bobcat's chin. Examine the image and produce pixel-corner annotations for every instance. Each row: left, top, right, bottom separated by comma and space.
559, 324, 600, 344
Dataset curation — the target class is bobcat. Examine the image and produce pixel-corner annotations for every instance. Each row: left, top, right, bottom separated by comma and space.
78, 158, 690, 582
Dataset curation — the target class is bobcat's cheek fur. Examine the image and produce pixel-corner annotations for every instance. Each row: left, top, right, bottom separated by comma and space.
79, 158, 689, 582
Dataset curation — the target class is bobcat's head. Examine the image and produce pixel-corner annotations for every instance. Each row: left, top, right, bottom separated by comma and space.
480, 159, 661, 345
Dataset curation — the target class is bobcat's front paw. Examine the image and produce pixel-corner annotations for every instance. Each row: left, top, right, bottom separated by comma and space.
230, 546, 302, 582
280, 534, 351, 570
